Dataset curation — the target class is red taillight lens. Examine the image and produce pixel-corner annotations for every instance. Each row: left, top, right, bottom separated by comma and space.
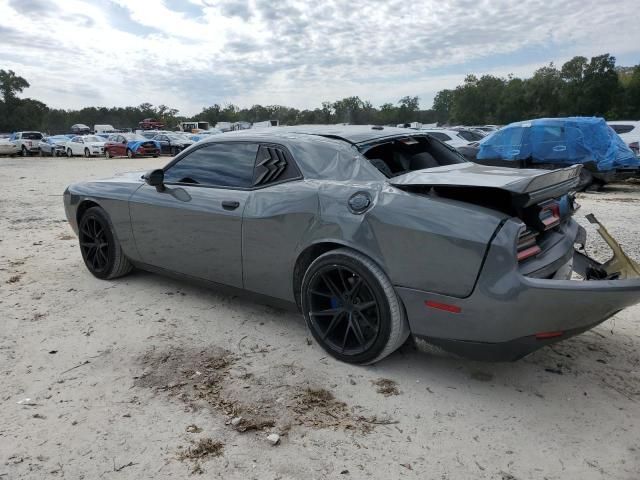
517, 228, 541, 262
517, 245, 541, 261
539, 200, 560, 230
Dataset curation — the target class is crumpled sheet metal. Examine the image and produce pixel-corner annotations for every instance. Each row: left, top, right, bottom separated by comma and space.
586, 214, 640, 279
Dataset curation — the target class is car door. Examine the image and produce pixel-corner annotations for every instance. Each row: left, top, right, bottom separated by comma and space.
128, 141, 258, 287
113, 135, 126, 156
72, 136, 85, 155
156, 135, 170, 154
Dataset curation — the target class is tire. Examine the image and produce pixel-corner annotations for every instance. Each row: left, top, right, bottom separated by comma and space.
84, 148, 91, 158
39, 150, 44, 157
105, 149, 112, 159
577, 168, 593, 191
21, 146, 28, 157
78, 206, 133, 280
67, 148, 73, 158
126, 148, 133, 159
301, 248, 410, 364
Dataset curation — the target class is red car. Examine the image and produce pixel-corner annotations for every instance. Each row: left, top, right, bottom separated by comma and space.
104, 133, 160, 158
138, 118, 165, 130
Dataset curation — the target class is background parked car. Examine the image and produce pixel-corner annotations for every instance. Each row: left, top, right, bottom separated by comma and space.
152, 133, 194, 155
418, 128, 472, 148
11, 131, 43, 156
39, 135, 70, 157
138, 118, 165, 130
65, 135, 106, 157
104, 133, 160, 158
0, 134, 18, 156
70, 124, 91, 135
608, 121, 640, 156
451, 127, 486, 142
475, 117, 640, 189
189, 129, 223, 142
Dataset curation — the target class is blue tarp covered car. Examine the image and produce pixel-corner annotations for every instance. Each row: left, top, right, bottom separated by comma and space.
476, 117, 640, 188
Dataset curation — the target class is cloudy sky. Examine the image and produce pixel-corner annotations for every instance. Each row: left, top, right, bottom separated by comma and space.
1, 0, 639, 115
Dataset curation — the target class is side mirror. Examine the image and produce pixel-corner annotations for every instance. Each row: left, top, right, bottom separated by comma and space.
144, 169, 165, 192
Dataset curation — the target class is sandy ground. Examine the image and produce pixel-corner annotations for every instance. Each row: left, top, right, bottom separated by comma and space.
1, 156, 639, 480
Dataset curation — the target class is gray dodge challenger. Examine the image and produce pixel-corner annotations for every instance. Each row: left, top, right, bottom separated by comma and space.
63, 125, 640, 364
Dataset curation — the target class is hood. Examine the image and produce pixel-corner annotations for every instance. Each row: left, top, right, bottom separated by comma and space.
390, 163, 580, 207
88, 141, 105, 147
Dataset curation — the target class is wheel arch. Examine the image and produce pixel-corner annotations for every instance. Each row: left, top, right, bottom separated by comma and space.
76, 199, 101, 226
292, 240, 386, 311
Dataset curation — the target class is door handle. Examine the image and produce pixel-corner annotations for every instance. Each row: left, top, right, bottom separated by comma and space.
222, 200, 240, 210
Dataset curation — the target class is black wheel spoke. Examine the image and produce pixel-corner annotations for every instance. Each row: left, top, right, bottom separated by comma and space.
341, 323, 351, 352
354, 310, 377, 331
350, 313, 367, 346
321, 273, 342, 299
310, 307, 342, 317
337, 267, 350, 292
348, 276, 363, 297
309, 289, 333, 298
355, 300, 376, 311
322, 311, 345, 340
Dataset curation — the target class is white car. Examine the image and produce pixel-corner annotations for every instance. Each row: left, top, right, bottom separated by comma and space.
0, 135, 18, 156
65, 135, 106, 157
608, 121, 640, 156
418, 128, 473, 148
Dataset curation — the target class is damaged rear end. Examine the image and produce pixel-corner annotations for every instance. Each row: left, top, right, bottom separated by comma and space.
390, 163, 640, 360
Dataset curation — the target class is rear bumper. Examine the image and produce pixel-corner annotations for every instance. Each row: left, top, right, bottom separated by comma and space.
397, 217, 640, 361
136, 147, 159, 156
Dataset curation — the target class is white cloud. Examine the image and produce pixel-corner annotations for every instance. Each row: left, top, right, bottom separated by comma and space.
0, 0, 638, 114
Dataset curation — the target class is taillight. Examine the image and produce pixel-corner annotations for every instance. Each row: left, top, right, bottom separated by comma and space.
517, 227, 541, 262
630, 141, 639, 154
538, 200, 560, 230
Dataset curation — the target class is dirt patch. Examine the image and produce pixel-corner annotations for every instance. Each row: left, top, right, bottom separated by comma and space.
177, 437, 224, 460
177, 437, 224, 475
57, 233, 75, 240
6, 274, 22, 283
135, 348, 393, 436
372, 378, 400, 396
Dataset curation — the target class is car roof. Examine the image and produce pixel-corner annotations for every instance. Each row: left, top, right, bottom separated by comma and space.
200, 125, 430, 146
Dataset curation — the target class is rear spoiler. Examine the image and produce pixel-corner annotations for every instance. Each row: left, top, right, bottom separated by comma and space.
513, 165, 581, 208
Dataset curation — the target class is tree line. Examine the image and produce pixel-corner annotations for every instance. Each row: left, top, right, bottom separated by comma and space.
1, 53, 639, 134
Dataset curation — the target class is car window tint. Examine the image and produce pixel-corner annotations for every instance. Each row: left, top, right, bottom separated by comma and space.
540, 126, 563, 142
165, 143, 258, 187
427, 132, 451, 141
610, 124, 635, 134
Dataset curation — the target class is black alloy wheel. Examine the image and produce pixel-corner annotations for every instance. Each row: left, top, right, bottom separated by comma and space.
79, 215, 110, 275
306, 264, 382, 357
77, 207, 133, 279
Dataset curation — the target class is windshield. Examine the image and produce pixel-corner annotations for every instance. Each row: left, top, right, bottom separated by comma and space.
23, 132, 43, 140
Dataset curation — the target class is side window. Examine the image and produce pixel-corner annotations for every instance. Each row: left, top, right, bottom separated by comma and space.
610, 125, 634, 134
253, 145, 301, 186
164, 143, 258, 187
429, 132, 451, 141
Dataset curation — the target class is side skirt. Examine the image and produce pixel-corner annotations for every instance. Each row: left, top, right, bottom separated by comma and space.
130, 260, 299, 313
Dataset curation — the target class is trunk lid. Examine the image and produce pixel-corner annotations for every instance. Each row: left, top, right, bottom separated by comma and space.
389, 163, 580, 207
